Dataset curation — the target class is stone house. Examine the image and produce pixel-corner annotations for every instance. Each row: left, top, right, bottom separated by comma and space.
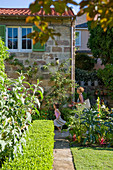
0, 8, 76, 90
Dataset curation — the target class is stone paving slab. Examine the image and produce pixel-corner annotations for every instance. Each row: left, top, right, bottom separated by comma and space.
53, 130, 75, 170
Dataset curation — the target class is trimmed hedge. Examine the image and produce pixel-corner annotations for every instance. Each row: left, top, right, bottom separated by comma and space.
2, 120, 54, 170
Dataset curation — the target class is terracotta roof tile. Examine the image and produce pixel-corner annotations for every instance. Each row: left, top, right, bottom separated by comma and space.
0, 8, 75, 17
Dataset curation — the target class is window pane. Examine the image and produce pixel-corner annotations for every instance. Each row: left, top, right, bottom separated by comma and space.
27, 28, 32, 35
22, 39, 26, 49
27, 39, 32, 49
8, 39, 12, 49
13, 28, 18, 38
8, 28, 12, 38
76, 38, 79, 45
22, 28, 26, 38
75, 32, 80, 46
13, 39, 18, 49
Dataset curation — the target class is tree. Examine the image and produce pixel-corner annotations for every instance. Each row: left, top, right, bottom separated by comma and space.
26, 0, 77, 45
78, 0, 113, 31
27, 0, 113, 44
87, 21, 113, 64
75, 52, 95, 70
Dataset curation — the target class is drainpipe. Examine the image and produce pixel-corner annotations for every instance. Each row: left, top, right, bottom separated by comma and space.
71, 18, 76, 102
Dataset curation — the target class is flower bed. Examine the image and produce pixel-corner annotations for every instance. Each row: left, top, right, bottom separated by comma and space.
2, 120, 54, 170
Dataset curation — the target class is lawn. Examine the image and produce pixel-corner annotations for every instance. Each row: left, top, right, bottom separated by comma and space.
71, 147, 113, 170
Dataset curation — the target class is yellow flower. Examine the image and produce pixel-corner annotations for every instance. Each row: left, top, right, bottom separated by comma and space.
78, 136, 81, 143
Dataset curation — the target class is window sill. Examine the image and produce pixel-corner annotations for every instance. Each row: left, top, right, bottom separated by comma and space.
8, 49, 32, 53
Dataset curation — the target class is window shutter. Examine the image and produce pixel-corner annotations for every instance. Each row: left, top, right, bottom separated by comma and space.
0, 25, 6, 42
32, 25, 45, 51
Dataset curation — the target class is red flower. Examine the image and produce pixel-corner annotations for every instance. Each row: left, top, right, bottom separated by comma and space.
45, 113, 47, 114
72, 134, 76, 141
99, 137, 106, 145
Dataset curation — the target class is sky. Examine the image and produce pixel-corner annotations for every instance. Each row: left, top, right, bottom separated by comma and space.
0, 0, 81, 13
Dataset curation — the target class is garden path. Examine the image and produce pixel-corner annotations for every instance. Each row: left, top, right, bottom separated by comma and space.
53, 130, 75, 170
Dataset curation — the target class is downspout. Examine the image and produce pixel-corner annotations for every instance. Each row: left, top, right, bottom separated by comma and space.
71, 18, 76, 102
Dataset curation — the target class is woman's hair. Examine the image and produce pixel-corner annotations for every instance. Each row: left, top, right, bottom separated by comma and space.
54, 103, 59, 109
78, 86, 84, 93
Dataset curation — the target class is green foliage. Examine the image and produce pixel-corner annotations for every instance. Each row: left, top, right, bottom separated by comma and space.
2, 120, 54, 170
26, 0, 77, 44
0, 38, 9, 72
26, 0, 113, 45
0, 74, 43, 164
81, 109, 102, 144
60, 108, 76, 122
78, 0, 113, 31
88, 22, 113, 64
0, 39, 43, 165
38, 108, 55, 120
6, 55, 39, 81
97, 64, 113, 92
75, 68, 99, 82
43, 60, 77, 109
75, 53, 95, 71
68, 98, 113, 146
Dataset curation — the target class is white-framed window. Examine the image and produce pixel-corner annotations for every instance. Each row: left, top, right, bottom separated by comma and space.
75, 31, 81, 46
6, 26, 32, 52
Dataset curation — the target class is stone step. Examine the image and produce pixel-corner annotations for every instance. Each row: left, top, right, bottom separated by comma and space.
54, 130, 71, 139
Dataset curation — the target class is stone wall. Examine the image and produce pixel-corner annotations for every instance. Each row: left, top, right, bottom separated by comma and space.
1, 17, 74, 90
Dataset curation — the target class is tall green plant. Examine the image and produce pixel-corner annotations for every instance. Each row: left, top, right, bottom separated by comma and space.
68, 107, 86, 143
42, 60, 77, 110
0, 38, 9, 72
0, 39, 43, 166
97, 64, 113, 92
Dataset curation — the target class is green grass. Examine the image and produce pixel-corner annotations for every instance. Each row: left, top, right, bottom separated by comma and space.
71, 147, 113, 170
2, 120, 54, 170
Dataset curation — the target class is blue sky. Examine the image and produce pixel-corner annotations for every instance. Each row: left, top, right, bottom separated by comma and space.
0, 0, 81, 13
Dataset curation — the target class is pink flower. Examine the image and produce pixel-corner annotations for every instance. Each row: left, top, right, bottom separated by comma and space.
68, 104, 73, 107
99, 137, 106, 145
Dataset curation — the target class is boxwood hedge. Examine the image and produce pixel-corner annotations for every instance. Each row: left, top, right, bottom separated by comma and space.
2, 120, 54, 170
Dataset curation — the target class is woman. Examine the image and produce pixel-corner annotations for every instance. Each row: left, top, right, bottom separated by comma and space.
73, 87, 85, 117
74, 86, 84, 105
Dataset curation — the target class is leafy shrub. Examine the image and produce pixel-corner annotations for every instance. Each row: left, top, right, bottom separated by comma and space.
75, 68, 99, 82
97, 64, 113, 93
0, 75, 43, 165
60, 108, 76, 122
0, 39, 43, 165
68, 99, 113, 146
75, 53, 95, 71
2, 120, 54, 170
0, 38, 9, 71
39, 108, 55, 120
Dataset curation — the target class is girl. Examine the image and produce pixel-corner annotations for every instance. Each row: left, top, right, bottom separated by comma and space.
54, 103, 66, 132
